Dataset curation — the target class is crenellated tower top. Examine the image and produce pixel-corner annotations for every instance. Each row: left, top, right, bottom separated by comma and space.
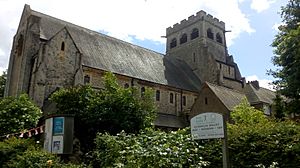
166, 10, 225, 36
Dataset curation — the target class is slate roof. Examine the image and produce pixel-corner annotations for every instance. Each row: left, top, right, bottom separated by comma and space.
244, 83, 276, 105
154, 113, 188, 128
30, 8, 201, 92
206, 82, 246, 111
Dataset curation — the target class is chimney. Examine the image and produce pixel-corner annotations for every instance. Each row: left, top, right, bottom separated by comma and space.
250, 80, 260, 89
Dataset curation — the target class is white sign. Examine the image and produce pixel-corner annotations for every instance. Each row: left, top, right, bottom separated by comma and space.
191, 112, 224, 140
52, 135, 64, 154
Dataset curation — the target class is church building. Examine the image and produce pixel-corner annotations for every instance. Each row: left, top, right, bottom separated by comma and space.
5, 5, 276, 129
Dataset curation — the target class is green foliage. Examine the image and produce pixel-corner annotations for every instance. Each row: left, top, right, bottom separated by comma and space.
0, 70, 6, 98
8, 146, 61, 168
50, 85, 96, 115
86, 72, 156, 134
273, 93, 285, 119
0, 137, 87, 168
270, 0, 300, 113
0, 94, 42, 136
90, 128, 208, 168
230, 98, 268, 125
8, 147, 87, 168
50, 72, 156, 151
0, 137, 35, 166
228, 100, 300, 167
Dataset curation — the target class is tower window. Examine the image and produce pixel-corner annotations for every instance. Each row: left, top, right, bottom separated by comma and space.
205, 97, 208, 105
170, 38, 177, 49
170, 93, 174, 104
216, 33, 223, 44
156, 90, 160, 101
180, 34, 187, 44
191, 28, 199, 40
141, 87, 145, 97
84, 75, 90, 84
207, 28, 214, 40
183, 96, 186, 106
228, 66, 231, 75
61, 42, 65, 51
193, 53, 196, 62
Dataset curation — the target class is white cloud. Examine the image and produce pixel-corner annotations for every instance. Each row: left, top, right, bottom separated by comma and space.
195, 0, 255, 46
0, 49, 4, 57
250, 0, 275, 13
246, 75, 274, 90
0, 0, 255, 71
272, 22, 283, 32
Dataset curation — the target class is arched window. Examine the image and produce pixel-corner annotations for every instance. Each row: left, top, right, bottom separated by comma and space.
124, 83, 129, 88
141, 87, 145, 97
180, 33, 187, 44
182, 96, 186, 106
170, 38, 177, 49
216, 33, 223, 44
84, 75, 90, 84
207, 28, 214, 40
156, 90, 160, 101
170, 93, 174, 104
191, 28, 199, 40
17, 35, 24, 56
61, 42, 65, 51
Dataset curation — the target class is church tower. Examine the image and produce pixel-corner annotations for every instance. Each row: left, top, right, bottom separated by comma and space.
165, 11, 243, 90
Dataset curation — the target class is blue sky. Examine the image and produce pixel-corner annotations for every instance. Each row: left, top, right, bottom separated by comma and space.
0, 0, 287, 89
229, 1, 285, 85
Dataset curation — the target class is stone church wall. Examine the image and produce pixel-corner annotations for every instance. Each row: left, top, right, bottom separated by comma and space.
42, 29, 81, 100
190, 85, 229, 120
82, 66, 198, 116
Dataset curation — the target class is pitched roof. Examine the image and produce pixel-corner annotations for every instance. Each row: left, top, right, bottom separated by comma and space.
154, 113, 188, 128
29, 7, 201, 92
206, 82, 246, 111
244, 83, 276, 105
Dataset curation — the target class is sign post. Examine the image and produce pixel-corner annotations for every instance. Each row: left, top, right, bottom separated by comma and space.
191, 112, 229, 168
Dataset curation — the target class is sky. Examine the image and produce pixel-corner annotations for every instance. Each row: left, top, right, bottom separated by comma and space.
0, 0, 287, 89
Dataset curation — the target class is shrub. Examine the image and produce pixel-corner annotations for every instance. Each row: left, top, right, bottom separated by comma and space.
0, 137, 35, 166
228, 100, 300, 167
0, 94, 41, 136
90, 128, 208, 168
9, 146, 88, 168
0, 137, 87, 168
50, 72, 156, 152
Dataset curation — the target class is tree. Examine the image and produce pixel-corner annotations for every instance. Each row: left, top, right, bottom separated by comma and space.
228, 100, 300, 167
270, 0, 300, 114
0, 70, 7, 98
50, 72, 156, 151
0, 94, 42, 136
230, 98, 268, 125
273, 93, 285, 119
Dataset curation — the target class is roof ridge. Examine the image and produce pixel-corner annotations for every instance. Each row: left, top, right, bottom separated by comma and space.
204, 82, 245, 111
258, 86, 275, 92
31, 9, 165, 56
205, 82, 244, 95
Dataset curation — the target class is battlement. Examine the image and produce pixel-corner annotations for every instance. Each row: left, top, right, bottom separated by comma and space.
166, 10, 225, 36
